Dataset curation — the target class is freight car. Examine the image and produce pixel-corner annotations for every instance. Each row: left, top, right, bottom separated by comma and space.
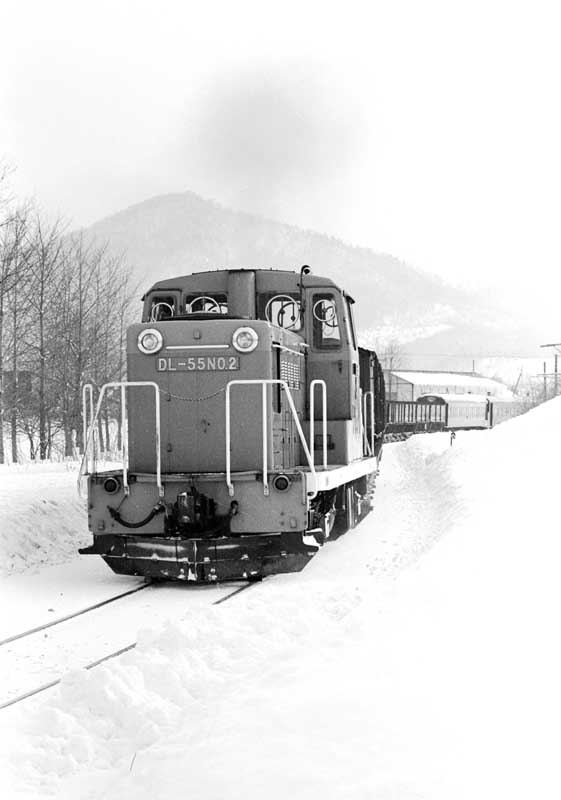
79, 267, 386, 582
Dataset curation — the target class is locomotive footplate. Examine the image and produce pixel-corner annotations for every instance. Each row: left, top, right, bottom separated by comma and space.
80, 531, 318, 582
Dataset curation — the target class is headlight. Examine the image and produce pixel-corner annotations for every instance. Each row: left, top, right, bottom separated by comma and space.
232, 326, 258, 353
137, 328, 163, 354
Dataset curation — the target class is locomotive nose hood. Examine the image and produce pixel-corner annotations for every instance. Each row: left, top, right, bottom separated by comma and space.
126, 319, 303, 474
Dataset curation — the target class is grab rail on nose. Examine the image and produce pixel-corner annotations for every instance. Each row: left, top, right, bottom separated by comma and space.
225, 379, 317, 500
78, 381, 163, 498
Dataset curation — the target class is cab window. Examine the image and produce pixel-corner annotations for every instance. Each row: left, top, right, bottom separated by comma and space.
149, 295, 177, 321
312, 293, 341, 349
259, 293, 302, 331
185, 293, 228, 314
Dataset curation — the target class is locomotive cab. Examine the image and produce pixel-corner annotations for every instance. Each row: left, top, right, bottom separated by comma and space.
79, 268, 385, 582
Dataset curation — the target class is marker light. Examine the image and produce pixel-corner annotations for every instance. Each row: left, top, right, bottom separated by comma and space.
232, 326, 258, 353
273, 474, 291, 492
137, 328, 163, 354
103, 476, 120, 494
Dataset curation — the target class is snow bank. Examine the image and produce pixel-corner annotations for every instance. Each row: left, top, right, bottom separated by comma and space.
0, 463, 89, 576
2, 398, 561, 799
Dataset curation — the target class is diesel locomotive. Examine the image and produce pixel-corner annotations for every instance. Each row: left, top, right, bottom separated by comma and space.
78, 266, 386, 582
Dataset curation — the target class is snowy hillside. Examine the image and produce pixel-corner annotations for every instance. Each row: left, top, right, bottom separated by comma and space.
1, 398, 560, 798
81, 192, 545, 362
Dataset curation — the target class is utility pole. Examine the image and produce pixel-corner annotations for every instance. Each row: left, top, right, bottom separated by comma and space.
539, 342, 561, 400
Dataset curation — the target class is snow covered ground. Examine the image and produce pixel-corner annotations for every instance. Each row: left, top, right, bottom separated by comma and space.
1, 398, 560, 798
0, 462, 89, 576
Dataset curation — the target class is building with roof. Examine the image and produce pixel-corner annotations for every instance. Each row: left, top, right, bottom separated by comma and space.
384, 370, 514, 402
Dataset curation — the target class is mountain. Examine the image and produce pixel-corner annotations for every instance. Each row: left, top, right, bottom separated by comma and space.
82, 191, 545, 370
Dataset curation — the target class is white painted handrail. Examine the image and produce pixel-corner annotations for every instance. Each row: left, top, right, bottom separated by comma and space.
225, 379, 317, 499
362, 391, 375, 455
309, 379, 328, 469
81, 384, 95, 475
359, 388, 371, 456
78, 381, 163, 498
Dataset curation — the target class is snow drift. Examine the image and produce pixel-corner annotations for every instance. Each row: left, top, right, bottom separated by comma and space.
0, 463, 89, 576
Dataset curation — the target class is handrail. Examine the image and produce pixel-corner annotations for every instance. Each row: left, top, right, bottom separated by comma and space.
309, 379, 327, 469
120, 383, 129, 495
225, 379, 317, 499
363, 391, 375, 455
81, 384, 95, 475
78, 381, 163, 498
359, 389, 372, 457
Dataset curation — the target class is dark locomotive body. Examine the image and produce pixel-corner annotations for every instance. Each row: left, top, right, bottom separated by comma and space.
79, 267, 385, 582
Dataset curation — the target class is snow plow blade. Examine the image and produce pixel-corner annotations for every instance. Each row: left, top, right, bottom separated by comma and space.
79, 532, 318, 582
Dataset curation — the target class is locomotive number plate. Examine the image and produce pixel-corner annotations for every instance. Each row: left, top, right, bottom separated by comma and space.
156, 355, 240, 372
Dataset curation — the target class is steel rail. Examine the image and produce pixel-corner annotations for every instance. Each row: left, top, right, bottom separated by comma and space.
0, 583, 150, 648
0, 582, 256, 711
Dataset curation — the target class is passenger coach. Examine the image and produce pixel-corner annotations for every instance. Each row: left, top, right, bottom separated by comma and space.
416, 393, 524, 430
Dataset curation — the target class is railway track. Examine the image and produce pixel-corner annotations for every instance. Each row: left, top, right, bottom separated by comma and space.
0, 581, 255, 711
0, 583, 150, 648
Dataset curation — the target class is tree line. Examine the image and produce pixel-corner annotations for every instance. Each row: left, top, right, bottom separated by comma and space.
0, 166, 136, 463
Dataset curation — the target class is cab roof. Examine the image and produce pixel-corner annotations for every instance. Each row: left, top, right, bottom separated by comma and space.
145, 268, 342, 297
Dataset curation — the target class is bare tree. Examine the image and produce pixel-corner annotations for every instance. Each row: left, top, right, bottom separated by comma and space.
49, 236, 134, 456
375, 338, 405, 401
23, 215, 66, 459
0, 162, 13, 462
0, 207, 32, 462
0, 191, 33, 463
1, 170, 137, 462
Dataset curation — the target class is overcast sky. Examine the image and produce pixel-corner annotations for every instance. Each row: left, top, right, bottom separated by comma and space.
1, 0, 560, 323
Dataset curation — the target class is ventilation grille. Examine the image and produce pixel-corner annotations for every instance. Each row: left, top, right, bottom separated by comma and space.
280, 359, 301, 389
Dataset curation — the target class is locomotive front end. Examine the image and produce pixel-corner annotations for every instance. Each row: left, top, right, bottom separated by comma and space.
81, 270, 317, 581
80, 267, 385, 583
